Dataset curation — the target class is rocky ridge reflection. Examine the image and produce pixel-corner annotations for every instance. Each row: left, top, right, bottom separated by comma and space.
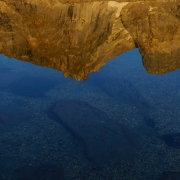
0, 0, 179, 80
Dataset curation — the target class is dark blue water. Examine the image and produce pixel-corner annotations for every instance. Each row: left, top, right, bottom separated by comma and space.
0, 49, 180, 180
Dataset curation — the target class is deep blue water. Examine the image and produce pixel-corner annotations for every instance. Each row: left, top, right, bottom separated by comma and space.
0, 49, 180, 180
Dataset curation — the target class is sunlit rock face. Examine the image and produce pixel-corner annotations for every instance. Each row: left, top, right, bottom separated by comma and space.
0, 0, 180, 80
0, 0, 135, 80
121, 2, 180, 74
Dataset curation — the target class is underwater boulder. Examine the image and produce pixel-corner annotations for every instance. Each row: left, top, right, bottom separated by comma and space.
47, 100, 136, 163
160, 133, 180, 149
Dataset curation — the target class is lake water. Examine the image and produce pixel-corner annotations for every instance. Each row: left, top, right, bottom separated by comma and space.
0, 48, 180, 179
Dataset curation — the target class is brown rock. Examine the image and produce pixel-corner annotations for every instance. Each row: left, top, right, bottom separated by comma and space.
121, 2, 180, 74
0, 0, 135, 80
0, 0, 180, 80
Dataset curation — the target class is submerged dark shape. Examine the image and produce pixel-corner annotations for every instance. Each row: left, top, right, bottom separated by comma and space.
7, 76, 58, 98
47, 100, 136, 163
0, 0, 179, 80
143, 116, 156, 128
11, 164, 64, 180
160, 133, 180, 149
94, 77, 151, 110
160, 171, 180, 180
94, 77, 155, 127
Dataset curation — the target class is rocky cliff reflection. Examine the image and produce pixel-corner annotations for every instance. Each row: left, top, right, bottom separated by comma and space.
0, 0, 179, 80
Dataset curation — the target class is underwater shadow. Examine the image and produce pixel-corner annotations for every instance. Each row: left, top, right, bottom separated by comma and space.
92, 76, 156, 128
47, 100, 137, 164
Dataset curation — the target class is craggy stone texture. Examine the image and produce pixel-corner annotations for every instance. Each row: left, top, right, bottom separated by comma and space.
121, 2, 180, 74
0, 0, 179, 80
0, 0, 135, 80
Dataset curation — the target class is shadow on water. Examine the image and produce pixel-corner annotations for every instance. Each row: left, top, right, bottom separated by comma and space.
93, 77, 150, 109
7, 76, 59, 98
160, 133, 180, 149
11, 164, 65, 180
143, 116, 156, 128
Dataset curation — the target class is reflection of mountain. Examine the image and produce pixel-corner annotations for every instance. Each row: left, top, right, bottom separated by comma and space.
121, 2, 180, 74
0, 0, 135, 80
0, 0, 179, 80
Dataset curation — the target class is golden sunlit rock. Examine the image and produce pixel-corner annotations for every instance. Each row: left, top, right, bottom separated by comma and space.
121, 1, 180, 74
0, 0, 179, 80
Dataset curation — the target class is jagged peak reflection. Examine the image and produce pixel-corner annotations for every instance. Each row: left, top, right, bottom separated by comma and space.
0, 0, 180, 80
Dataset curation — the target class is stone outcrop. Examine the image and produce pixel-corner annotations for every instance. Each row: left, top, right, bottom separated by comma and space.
0, 0, 135, 80
0, 0, 179, 80
121, 2, 180, 74
47, 100, 136, 163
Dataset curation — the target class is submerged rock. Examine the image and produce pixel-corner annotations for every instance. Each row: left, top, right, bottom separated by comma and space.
0, 0, 179, 80
160, 133, 180, 149
0, 0, 135, 80
47, 100, 136, 163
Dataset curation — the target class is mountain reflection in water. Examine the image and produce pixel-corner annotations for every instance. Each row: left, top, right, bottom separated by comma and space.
1, 48, 180, 179
0, 0, 180, 180
0, 0, 179, 80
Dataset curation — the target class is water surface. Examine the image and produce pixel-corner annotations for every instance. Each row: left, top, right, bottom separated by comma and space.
0, 49, 180, 179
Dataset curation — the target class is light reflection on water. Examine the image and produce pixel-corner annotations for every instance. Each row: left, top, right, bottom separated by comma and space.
0, 49, 180, 179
